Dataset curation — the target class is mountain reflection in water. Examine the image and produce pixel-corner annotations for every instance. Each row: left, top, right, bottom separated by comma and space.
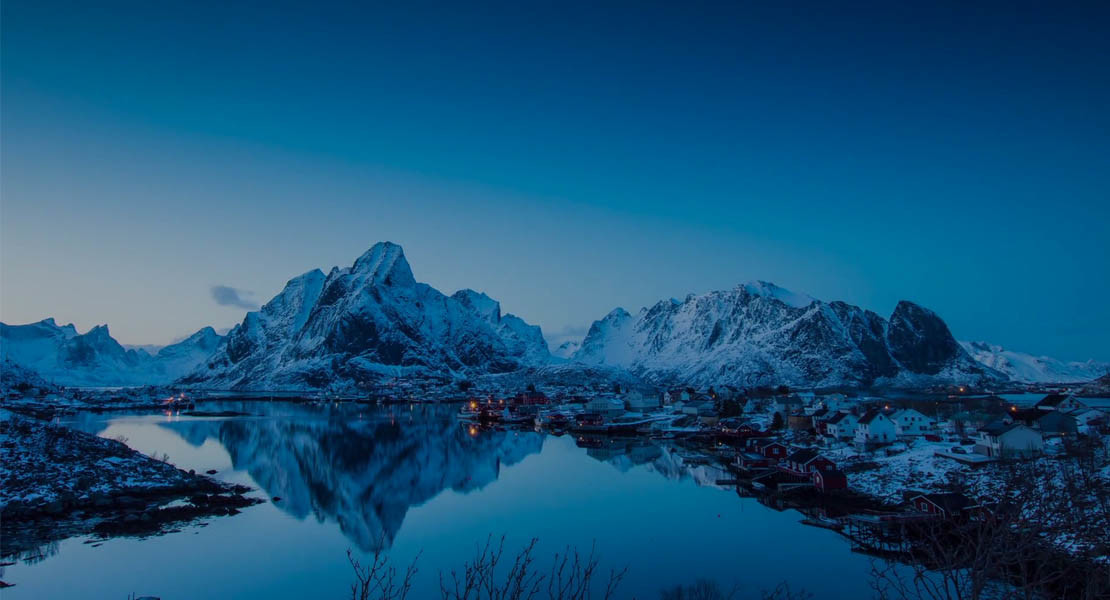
145, 403, 543, 551
36, 401, 887, 600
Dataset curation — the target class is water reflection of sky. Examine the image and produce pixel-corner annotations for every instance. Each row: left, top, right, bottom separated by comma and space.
8, 403, 888, 599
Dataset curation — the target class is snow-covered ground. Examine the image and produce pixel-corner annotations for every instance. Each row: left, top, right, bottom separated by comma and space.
0, 409, 227, 514
823, 438, 973, 503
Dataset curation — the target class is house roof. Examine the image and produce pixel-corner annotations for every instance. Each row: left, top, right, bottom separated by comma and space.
1035, 393, 1072, 408
786, 449, 823, 464
1008, 408, 1041, 423
826, 412, 854, 424
913, 492, 973, 514
1036, 411, 1078, 431
979, 421, 1017, 436
858, 409, 884, 425
811, 408, 829, 419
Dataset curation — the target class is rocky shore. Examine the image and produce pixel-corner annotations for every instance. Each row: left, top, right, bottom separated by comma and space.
0, 410, 261, 557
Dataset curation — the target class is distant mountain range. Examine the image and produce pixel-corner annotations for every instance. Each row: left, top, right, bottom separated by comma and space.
2, 242, 1105, 389
0, 319, 222, 386
570, 281, 996, 388
959, 341, 1109, 384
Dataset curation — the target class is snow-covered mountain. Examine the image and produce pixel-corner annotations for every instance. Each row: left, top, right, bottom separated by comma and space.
451, 289, 550, 365
959, 341, 1110, 384
152, 326, 226, 381
570, 281, 997, 388
0, 318, 224, 386
182, 242, 550, 390
551, 340, 581, 359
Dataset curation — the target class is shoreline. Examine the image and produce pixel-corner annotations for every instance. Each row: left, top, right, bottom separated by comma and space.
0, 410, 263, 558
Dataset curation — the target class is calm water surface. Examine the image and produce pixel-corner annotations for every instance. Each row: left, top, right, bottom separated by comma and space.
5, 402, 887, 599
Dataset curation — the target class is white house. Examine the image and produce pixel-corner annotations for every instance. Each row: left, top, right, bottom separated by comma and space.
890, 409, 934, 437
854, 410, 897, 446
824, 412, 859, 440
624, 390, 660, 413
773, 396, 806, 419
818, 393, 852, 412
1068, 408, 1106, 435
1033, 393, 1087, 412
974, 422, 1043, 458
585, 396, 625, 417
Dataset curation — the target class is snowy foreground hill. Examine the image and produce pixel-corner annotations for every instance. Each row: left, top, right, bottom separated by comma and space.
570, 281, 999, 388
179, 242, 550, 390
959, 341, 1110, 384
0, 319, 223, 386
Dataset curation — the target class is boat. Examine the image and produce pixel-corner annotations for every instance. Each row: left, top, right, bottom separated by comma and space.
569, 413, 662, 435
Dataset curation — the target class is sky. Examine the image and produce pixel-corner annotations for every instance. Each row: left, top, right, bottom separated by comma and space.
2, 1, 1108, 361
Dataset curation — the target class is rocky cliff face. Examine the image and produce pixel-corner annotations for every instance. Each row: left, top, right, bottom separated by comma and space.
571, 281, 996, 388
184, 242, 550, 390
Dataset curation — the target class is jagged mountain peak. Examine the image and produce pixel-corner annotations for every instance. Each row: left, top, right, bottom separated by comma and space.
605, 307, 632, 320
452, 289, 502, 323
351, 241, 415, 287
183, 244, 550, 390
572, 281, 992, 388
735, 280, 815, 308
85, 324, 114, 339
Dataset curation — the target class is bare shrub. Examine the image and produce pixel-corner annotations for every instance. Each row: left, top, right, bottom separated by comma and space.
348, 548, 420, 600
438, 535, 626, 600
870, 448, 1110, 600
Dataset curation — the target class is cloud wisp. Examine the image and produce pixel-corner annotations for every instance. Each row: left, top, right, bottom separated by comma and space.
210, 285, 260, 310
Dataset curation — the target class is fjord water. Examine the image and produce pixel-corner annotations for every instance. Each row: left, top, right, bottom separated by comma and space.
6, 403, 878, 599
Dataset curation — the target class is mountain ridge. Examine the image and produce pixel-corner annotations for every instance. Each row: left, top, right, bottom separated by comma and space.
3, 245, 1104, 390
569, 281, 999, 388
180, 242, 550, 390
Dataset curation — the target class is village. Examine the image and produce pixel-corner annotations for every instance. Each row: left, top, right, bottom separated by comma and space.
3, 371, 1109, 571
451, 381, 1110, 567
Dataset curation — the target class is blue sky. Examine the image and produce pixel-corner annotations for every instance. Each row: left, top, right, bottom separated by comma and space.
2, 1, 1108, 361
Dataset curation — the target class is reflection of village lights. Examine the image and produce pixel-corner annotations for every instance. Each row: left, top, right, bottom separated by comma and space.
468, 425, 478, 437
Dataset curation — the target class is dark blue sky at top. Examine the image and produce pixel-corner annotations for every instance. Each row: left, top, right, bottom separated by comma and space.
2, 1, 1108, 361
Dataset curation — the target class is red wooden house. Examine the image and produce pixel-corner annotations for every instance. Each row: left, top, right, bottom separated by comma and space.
911, 493, 974, 518
813, 469, 847, 492
781, 449, 836, 476
735, 452, 773, 470
752, 440, 789, 461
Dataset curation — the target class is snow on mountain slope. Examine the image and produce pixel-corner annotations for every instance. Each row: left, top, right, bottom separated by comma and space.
2, 319, 154, 386
551, 340, 581, 359
571, 282, 997, 389
0, 357, 55, 394
960, 341, 1110, 383
183, 242, 550, 390
0, 319, 225, 386
452, 289, 550, 365
153, 326, 226, 381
